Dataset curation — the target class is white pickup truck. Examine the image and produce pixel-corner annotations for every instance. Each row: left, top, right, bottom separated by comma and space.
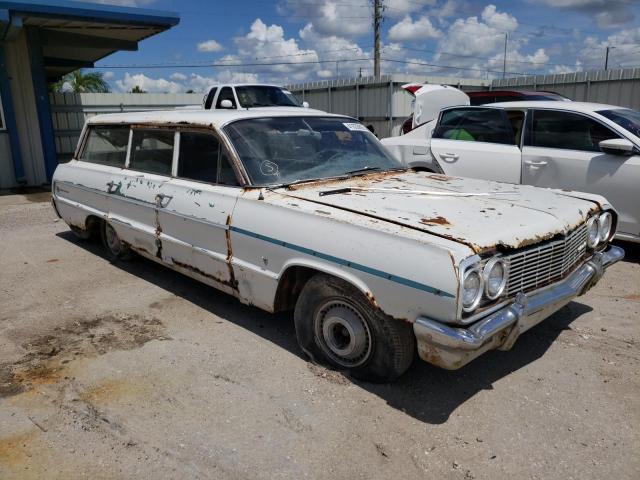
202, 83, 309, 110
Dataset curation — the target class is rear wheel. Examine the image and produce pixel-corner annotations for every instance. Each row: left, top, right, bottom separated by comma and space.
294, 274, 415, 382
101, 221, 132, 260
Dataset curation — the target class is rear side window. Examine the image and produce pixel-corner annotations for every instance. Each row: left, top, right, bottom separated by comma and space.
80, 125, 129, 167
178, 131, 239, 186
527, 110, 620, 152
433, 108, 515, 145
129, 129, 175, 175
203, 87, 218, 109
216, 87, 236, 108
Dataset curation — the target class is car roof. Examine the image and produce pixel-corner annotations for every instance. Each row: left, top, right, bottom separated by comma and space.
207, 83, 287, 89
87, 107, 343, 129
468, 90, 563, 96
486, 101, 624, 112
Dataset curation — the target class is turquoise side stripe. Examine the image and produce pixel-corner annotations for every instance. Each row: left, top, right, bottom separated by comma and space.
230, 226, 455, 299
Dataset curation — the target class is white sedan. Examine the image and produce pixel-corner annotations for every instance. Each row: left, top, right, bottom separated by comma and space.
382, 101, 640, 243
51, 108, 623, 381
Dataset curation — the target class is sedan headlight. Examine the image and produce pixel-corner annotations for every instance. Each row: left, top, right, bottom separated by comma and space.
483, 257, 508, 300
462, 268, 484, 312
598, 211, 613, 243
586, 216, 600, 249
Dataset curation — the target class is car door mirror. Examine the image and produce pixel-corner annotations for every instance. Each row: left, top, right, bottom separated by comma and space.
220, 99, 234, 109
302, 101, 309, 108
599, 138, 636, 156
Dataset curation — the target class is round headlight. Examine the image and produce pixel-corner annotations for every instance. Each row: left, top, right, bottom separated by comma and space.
586, 216, 600, 249
598, 211, 613, 243
483, 258, 508, 300
462, 268, 484, 312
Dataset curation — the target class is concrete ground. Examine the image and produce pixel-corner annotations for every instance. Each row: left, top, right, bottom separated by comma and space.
1, 193, 638, 480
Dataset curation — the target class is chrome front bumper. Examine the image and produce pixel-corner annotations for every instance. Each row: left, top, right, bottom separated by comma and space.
414, 245, 625, 370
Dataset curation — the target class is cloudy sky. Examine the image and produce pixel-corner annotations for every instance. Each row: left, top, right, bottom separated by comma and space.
84, 0, 640, 93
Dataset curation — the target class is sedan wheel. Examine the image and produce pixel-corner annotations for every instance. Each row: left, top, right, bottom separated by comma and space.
295, 273, 415, 383
101, 221, 132, 260
314, 300, 372, 368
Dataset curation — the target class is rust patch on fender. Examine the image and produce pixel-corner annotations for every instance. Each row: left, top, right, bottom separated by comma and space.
426, 173, 455, 181
171, 258, 238, 290
420, 216, 451, 227
225, 215, 239, 290
365, 291, 380, 309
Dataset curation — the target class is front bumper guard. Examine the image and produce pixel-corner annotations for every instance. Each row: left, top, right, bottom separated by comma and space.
413, 245, 625, 370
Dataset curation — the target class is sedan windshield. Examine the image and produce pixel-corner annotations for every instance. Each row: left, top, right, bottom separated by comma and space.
224, 117, 404, 186
597, 108, 640, 138
235, 86, 301, 108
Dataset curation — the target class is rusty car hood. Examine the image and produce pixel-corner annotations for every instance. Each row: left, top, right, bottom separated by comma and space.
274, 172, 601, 253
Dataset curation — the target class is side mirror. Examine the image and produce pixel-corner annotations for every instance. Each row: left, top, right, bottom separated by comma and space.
599, 138, 636, 156
220, 99, 234, 109
302, 101, 309, 108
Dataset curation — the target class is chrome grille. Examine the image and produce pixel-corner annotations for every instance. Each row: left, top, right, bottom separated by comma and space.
505, 223, 588, 296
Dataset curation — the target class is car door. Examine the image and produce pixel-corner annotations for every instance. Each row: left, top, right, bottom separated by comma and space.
155, 128, 242, 294
430, 107, 522, 183
521, 109, 639, 236
107, 127, 175, 257
55, 124, 129, 225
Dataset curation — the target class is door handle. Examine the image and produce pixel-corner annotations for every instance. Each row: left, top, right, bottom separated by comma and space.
523, 159, 548, 167
155, 193, 173, 207
440, 152, 459, 160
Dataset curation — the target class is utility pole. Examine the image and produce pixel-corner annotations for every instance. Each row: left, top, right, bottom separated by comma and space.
358, 67, 363, 79
604, 45, 615, 70
502, 33, 507, 78
373, 0, 382, 79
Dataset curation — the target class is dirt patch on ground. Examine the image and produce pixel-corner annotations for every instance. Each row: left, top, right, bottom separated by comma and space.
0, 314, 169, 398
307, 363, 351, 385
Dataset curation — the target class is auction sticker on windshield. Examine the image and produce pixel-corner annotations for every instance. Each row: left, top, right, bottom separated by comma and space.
343, 123, 369, 132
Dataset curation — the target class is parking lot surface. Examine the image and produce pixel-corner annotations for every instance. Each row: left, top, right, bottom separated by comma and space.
1, 194, 639, 480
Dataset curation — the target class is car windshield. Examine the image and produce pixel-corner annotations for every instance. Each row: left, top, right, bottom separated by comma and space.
597, 108, 640, 138
235, 86, 301, 108
224, 116, 404, 186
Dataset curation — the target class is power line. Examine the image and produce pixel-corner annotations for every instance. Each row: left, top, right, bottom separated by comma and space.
380, 57, 531, 76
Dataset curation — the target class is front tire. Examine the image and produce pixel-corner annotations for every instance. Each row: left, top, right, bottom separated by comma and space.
101, 221, 132, 260
294, 274, 415, 383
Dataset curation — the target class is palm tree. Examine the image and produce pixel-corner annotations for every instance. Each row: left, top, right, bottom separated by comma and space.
51, 70, 110, 93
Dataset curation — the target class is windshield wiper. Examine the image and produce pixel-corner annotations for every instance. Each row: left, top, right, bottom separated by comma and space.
266, 174, 350, 190
345, 166, 381, 175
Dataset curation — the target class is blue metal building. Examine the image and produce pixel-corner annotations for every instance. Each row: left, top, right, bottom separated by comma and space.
0, 0, 179, 189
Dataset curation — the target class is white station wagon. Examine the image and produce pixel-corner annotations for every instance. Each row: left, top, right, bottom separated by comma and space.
51, 109, 624, 382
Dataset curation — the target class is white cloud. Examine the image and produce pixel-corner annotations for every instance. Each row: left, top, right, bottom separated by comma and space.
384, 0, 437, 18
102, 71, 114, 80
536, 0, 634, 27
197, 39, 224, 53
481, 5, 518, 31
388, 15, 442, 41
279, 0, 370, 37
575, 27, 640, 69
116, 73, 183, 93
233, 19, 319, 81
170, 72, 187, 81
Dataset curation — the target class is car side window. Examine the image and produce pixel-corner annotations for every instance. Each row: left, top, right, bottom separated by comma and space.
178, 131, 239, 186
129, 129, 175, 176
433, 108, 515, 145
80, 125, 130, 167
216, 87, 236, 109
203, 87, 218, 109
527, 110, 621, 152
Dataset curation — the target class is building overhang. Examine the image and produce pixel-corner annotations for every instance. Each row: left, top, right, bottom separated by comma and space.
0, 0, 179, 81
